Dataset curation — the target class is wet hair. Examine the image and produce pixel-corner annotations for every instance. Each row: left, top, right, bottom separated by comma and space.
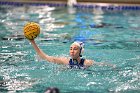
45, 87, 60, 93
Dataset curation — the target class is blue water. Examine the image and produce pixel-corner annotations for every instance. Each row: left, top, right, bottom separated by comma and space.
0, 4, 140, 93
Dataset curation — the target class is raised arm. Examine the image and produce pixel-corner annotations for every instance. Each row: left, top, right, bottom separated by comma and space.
29, 40, 69, 64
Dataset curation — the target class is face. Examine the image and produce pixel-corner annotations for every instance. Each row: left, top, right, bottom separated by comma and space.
69, 44, 80, 59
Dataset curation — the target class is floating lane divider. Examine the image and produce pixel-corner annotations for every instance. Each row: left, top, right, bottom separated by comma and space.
74, 4, 140, 10
0, 1, 140, 10
0, 1, 67, 7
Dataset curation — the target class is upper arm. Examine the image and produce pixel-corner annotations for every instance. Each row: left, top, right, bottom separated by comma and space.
84, 59, 94, 66
92, 61, 116, 68
43, 55, 69, 65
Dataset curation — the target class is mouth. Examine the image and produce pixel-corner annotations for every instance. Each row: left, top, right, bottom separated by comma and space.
71, 54, 74, 56
70, 53, 74, 56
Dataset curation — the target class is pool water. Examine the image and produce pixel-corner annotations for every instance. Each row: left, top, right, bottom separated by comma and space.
0, 4, 140, 93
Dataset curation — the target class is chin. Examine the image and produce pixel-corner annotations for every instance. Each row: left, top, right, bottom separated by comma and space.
72, 56, 78, 59
70, 56, 75, 59
70, 56, 74, 58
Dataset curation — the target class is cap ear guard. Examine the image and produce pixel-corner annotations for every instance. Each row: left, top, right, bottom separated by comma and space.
79, 42, 84, 57
79, 47, 82, 57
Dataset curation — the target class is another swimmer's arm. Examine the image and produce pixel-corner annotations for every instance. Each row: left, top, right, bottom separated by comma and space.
29, 40, 68, 64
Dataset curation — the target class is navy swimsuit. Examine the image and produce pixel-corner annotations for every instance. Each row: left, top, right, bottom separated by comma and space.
68, 58, 86, 69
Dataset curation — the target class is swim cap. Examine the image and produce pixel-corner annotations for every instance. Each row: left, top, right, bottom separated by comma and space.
71, 41, 84, 57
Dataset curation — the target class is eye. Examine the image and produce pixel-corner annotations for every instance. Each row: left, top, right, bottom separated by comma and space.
74, 48, 78, 50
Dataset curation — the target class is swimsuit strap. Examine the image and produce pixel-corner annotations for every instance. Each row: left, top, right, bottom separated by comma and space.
79, 58, 85, 66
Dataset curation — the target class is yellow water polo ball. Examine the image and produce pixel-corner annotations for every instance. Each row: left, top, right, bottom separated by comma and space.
23, 22, 40, 40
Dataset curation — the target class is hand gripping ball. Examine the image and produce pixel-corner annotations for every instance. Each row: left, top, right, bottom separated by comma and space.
23, 22, 40, 40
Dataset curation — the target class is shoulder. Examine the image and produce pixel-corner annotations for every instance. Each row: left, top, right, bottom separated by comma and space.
84, 59, 94, 66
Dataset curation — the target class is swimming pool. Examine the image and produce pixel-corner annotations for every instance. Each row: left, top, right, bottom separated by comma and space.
0, 2, 140, 93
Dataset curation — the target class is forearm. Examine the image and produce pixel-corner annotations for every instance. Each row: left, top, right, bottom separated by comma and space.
29, 40, 67, 64
30, 40, 50, 60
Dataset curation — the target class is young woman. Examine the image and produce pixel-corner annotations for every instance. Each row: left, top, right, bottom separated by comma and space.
29, 40, 115, 69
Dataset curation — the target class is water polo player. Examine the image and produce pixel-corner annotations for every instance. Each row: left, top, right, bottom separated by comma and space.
24, 22, 115, 69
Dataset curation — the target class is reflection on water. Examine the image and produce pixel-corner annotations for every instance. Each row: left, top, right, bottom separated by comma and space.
0, 4, 140, 93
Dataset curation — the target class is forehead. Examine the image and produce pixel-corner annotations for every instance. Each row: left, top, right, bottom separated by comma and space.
70, 44, 80, 48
